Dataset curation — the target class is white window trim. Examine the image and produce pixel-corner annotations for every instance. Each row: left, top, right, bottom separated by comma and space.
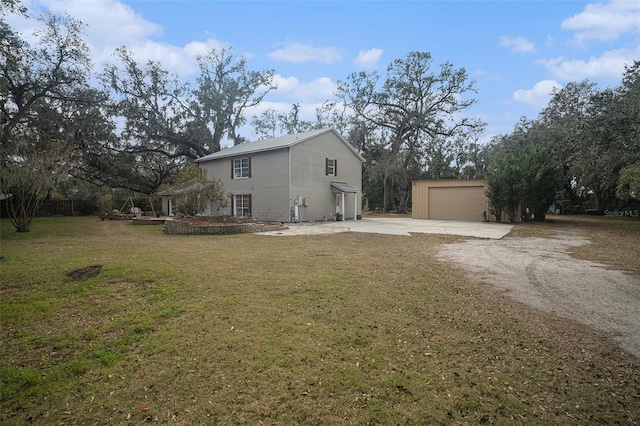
327, 158, 336, 176
233, 158, 250, 179
234, 194, 250, 217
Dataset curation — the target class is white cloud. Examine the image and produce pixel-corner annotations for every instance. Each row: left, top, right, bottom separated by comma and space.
500, 36, 536, 53
354, 48, 383, 69
36, 0, 161, 46
473, 69, 501, 81
499, 36, 536, 53
101, 38, 230, 78
539, 45, 640, 81
183, 39, 227, 58
268, 42, 342, 64
249, 101, 290, 117
272, 75, 301, 94
545, 35, 554, 48
272, 74, 336, 103
295, 77, 336, 102
513, 80, 561, 108
125, 41, 198, 76
13, 0, 231, 78
562, 0, 640, 42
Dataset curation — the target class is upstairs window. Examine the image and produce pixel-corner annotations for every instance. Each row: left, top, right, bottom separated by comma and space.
232, 157, 251, 179
326, 158, 337, 176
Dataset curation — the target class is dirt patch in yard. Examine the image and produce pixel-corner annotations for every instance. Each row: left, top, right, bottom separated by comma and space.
438, 234, 640, 358
66, 264, 102, 281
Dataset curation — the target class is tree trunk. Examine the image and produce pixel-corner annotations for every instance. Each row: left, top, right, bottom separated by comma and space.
8, 194, 38, 232
593, 190, 607, 213
533, 208, 546, 222
398, 187, 410, 214
383, 175, 395, 211
211, 124, 224, 153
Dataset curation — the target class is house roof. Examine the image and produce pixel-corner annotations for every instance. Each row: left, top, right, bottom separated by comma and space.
194, 127, 365, 163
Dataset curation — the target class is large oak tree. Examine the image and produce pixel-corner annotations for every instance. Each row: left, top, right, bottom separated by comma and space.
103, 46, 276, 160
336, 52, 484, 211
0, 10, 92, 231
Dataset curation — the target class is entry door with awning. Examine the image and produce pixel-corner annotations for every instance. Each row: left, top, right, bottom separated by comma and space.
330, 182, 360, 220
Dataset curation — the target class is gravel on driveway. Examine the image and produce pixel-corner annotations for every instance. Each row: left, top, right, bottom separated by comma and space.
438, 234, 640, 358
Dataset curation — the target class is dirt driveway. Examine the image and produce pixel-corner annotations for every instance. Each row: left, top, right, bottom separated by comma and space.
438, 234, 640, 358
261, 218, 639, 357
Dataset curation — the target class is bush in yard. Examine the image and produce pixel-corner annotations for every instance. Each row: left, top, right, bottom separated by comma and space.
617, 161, 640, 202
485, 120, 563, 222
164, 166, 227, 216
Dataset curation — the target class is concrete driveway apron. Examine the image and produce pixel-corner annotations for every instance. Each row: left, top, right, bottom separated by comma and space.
261, 217, 512, 239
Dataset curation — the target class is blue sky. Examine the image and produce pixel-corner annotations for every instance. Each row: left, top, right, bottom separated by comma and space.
10, 0, 640, 144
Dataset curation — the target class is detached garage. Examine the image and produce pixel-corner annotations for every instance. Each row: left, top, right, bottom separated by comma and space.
412, 179, 490, 221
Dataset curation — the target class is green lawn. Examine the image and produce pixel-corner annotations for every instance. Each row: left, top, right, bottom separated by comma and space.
1, 216, 639, 424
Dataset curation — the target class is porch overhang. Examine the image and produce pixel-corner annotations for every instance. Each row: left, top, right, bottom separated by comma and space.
331, 182, 360, 193
331, 182, 361, 220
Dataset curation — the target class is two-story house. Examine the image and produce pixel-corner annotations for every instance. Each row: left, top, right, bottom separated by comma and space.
191, 127, 364, 222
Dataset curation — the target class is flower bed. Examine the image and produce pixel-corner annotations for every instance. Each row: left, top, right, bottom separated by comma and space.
163, 216, 287, 235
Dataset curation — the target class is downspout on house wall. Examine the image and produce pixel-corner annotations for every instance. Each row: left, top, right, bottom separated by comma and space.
288, 147, 292, 222
354, 192, 358, 220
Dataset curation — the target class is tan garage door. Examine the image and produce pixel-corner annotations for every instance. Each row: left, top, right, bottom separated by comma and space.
429, 186, 486, 221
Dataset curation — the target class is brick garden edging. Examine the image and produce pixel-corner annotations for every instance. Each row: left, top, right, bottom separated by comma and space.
163, 218, 287, 235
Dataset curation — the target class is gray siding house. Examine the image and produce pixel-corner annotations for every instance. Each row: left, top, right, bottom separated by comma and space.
193, 127, 364, 222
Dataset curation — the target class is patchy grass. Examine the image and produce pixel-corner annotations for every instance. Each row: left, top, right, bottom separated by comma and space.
1, 216, 639, 424
509, 215, 640, 274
